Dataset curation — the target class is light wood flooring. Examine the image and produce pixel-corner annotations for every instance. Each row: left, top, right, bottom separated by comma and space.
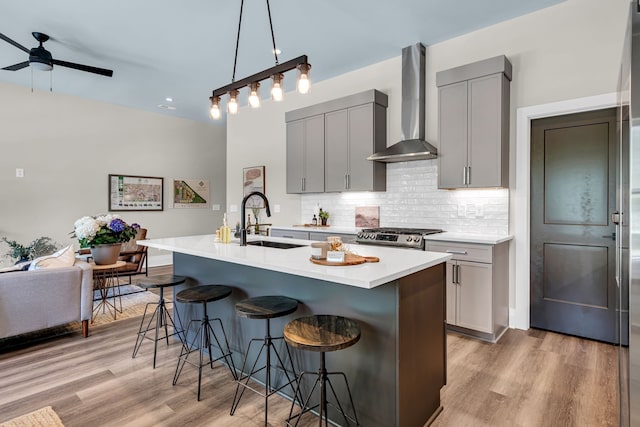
0, 267, 619, 426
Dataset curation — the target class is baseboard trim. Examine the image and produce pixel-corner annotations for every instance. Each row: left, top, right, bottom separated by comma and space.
147, 254, 172, 267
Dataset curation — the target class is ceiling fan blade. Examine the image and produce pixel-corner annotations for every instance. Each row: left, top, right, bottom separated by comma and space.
2, 61, 30, 71
52, 59, 113, 77
0, 33, 30, 53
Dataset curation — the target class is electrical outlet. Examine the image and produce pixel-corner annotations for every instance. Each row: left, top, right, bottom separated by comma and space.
15, 168, 24, 178
476, 204, 484, 218
229, 204, 238, 212
212, 204, 221, 211
457, 204, 466, 217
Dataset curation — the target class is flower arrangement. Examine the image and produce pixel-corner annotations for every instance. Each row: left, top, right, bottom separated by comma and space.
1, 236, 59, 261
72, 214, 139, 248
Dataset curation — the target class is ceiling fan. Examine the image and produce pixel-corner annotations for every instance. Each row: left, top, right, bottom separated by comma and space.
0, 32, 113, 77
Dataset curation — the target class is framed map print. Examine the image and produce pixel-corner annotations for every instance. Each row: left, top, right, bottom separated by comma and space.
173, 179, 210, 209
109, 174, 164, 211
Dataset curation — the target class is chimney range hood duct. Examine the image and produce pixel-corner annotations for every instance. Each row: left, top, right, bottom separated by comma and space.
367, 43, 438, 162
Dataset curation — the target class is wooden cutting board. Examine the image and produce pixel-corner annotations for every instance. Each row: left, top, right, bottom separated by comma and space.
309, 254, 380, 266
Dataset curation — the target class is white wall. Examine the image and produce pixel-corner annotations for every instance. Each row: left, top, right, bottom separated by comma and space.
0, 82, 226, 267
226, 0, 629, 312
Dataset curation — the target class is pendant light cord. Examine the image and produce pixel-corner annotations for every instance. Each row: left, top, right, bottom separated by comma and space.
232, 0, 245, 83
266, 0, 279, 65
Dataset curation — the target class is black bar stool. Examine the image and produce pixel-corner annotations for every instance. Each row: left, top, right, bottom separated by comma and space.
172, 284, 238, 401
230, 295, 301, 426
284, 315, 361, 427
132, 274, 186, 368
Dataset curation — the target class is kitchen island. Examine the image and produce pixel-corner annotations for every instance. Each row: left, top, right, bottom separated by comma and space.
139, 234, 451, 427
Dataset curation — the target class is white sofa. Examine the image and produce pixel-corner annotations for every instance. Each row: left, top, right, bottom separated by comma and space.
0, 259, 94, 339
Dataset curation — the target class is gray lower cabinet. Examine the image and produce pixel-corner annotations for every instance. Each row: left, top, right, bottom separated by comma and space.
269, 229, 310, 240
325, 103, 386, 192
426, 240, 509, 342
308, 231, 356, 244
436, 55, 511, 189
270, 228, 356, 243
286, 114, 325, 193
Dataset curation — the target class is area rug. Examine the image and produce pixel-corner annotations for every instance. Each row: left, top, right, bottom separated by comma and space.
0, 289, 159, 351
0, 406, 65, 427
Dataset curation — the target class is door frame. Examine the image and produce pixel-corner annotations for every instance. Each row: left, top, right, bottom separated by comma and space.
512, 92, 617, 330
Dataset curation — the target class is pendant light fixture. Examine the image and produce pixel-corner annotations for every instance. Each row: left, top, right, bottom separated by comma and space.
209, 0, 311, 119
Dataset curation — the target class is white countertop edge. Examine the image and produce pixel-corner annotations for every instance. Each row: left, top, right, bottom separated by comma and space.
424, 232, 513, 245
139, 235, 451, 289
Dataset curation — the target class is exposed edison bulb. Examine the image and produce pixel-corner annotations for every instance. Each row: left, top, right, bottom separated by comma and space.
227, 90, 239, 115
248, 82, 261, 108
209, 96, 221, 120
271, 73, 284, 102
297, 63, 311, 94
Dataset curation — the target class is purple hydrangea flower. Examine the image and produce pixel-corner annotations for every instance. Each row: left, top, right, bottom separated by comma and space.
132, 223, 141, 229
108, 218, 127, 233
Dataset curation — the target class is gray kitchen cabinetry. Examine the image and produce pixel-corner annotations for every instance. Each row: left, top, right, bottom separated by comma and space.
325, 101, 387, 192
426, 240, 509, 342
436, 55, 511, 189
270, 228, 356, 243
308, 231, 356, 244
286, 114, 325, 193
286, 89, 387, 194
269, 229, 311, 240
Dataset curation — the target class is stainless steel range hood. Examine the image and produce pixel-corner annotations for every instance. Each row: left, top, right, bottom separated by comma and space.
368, 43, 438, 162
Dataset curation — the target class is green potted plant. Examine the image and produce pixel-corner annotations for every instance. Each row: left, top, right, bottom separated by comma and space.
1, 236, 59, 263
318, 209, 329, 226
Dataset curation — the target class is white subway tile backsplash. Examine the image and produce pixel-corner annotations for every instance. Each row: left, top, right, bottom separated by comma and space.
301, 160, 509, 235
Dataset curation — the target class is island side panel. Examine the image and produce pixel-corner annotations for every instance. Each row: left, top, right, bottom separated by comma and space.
173, 252, 399, 427
397, 264, 446, 426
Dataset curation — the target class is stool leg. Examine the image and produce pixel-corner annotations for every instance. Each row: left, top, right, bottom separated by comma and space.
230, 338, 266, 415
172, 319, 200, 386
326, 371, 360, 427
208, 318, 238, 379
132, 301, 159, 359
319, 352, 327, 427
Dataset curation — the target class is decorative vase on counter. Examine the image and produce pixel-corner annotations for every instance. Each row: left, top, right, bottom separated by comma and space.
90, 243, 121, 265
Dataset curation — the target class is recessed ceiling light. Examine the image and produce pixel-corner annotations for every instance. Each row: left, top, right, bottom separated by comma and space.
165, 97, 173, 102
157, 104, 176, 110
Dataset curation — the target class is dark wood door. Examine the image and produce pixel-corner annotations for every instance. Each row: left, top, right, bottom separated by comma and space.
530, 108, 617, 343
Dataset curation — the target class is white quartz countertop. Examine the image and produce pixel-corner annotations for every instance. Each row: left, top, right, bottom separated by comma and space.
424, 232, 513, 245
269, 225, 360, 235
139, 234, 451, 289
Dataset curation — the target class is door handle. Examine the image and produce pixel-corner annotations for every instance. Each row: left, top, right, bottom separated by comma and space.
446, 250, 468, 255
611, 211, 621, 225
452, 264, 458, 284
602, 232, 616, 240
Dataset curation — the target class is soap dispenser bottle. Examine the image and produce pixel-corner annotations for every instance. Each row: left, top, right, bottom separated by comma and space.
312, 214, 318, 226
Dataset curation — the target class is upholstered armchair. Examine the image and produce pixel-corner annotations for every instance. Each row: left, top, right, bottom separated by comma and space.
115, 228, 148, 284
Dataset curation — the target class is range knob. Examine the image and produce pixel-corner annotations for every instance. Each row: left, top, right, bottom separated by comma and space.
405, 236, 413, 242
357, 232, 363, 238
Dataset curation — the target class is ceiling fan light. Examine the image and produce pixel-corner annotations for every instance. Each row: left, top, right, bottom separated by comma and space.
227, 90, 239, 115
248, 82, 261, 108
297, 63, 311, 94
271, 73, 284, 102
30, 61, 52, 71
210, 96, 221, 120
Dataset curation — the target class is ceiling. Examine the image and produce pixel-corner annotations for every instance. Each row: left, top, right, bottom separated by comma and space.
0, 0, 564, 124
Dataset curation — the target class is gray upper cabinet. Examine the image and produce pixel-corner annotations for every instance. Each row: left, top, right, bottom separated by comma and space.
286, 114, 325, 193
436, 55, 511, 189
325, 102, 387, 192
286, 89, 387, 194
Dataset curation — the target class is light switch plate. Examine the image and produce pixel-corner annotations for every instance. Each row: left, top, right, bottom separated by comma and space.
229, 204, 238, 212
273, 204, 281, 213
212, 204, 221, 211
15, 168, 24, 178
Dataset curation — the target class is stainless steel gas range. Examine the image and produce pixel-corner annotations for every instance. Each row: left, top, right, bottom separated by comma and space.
355, 227, 443, 250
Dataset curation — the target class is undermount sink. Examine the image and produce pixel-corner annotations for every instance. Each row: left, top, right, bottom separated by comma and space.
246, 240, 306, 249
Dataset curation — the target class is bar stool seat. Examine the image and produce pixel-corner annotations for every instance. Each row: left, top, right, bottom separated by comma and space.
131, 274, 186, 368
230, 295, 301, 426
172, 284, 237, 401
284, 315, 361, 426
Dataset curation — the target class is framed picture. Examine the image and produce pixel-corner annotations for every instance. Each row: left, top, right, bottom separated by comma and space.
109, 174, 164, 211
243, 166, 266, 208
173, 179, 210, 209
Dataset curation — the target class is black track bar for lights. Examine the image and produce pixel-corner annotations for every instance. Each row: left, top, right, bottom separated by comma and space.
211, 55, 308, 99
